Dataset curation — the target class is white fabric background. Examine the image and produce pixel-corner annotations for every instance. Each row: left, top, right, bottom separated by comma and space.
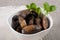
0, 0, 60, 40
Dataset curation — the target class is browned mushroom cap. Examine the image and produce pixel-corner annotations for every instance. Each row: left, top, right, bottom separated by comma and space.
42, 16, 49, 29
18, 16, 27, 29
19, 10, 31, 18
22, 25, 35, 34
22, 25, 42, 34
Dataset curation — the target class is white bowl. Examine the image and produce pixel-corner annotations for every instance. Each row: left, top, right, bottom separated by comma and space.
7, 6, 53, 40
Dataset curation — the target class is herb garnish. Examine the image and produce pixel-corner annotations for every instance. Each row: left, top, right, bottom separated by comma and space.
26, 2, 56, 16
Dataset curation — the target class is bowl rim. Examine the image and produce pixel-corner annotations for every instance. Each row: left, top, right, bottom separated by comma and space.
7, 5, 53, 36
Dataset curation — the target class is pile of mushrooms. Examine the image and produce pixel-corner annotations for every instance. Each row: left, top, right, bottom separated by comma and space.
12, 10, 49, 34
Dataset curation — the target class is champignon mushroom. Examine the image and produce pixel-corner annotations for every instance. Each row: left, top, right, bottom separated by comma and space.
31, 11, 38, 18
18, 16, 27, 29
28, 16, 35, 25
12, 15, 18, 22
19, 10, 31, 18
12, 21, 20, 30
12, 15, 20, 30
22, 25, 42, 34
42, 16, 49, 29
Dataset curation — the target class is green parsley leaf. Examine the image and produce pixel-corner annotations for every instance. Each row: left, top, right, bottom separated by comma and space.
26, 5, 30, 9
30, 3, 37, 10
36, 7, 41, 16
50, 5, 56, 12
26, 2, 56, 16
44, 2, 50, 13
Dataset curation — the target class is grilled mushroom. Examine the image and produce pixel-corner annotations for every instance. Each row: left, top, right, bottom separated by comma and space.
18, 16, 27, 29
19, 10, 31, 18
12, 15, 19, 30
22, 25, 42, 34
42, 16, 49, 29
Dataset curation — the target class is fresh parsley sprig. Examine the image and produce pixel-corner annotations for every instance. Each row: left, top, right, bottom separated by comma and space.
26, 2, 56, 16
26, 3, 41, 16
44, 2, 56, 15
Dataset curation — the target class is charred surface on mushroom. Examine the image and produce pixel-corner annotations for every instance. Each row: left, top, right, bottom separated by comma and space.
31, 11, 38, 18
16, 26, 22, 33
25, 11, 38, 25
12, 15, 20, 30
12, 15, 18, 21
19, 10, 31, 18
